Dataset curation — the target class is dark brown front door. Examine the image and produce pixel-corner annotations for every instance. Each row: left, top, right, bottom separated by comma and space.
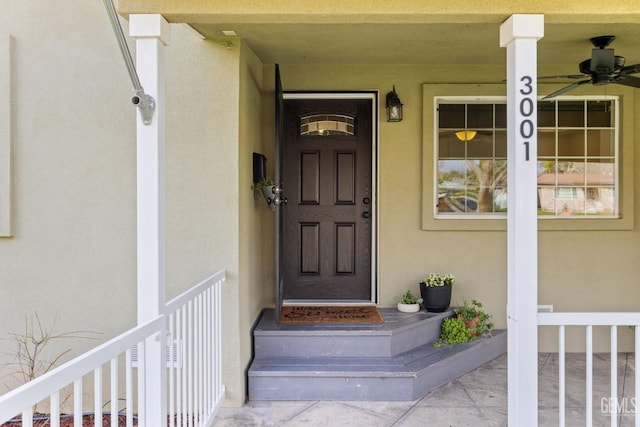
281, 97, 373, 300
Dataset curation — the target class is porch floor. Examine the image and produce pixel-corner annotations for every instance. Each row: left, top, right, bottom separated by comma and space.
214, 352, 637, 426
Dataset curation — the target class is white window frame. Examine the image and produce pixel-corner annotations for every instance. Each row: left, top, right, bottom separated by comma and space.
433, 95, 619, 220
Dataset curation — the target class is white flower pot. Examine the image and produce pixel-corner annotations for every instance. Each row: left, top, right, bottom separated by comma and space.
397, 302, 420, 313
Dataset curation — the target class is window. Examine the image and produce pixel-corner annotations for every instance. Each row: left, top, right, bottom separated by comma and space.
300, 114, 355, 136
435, 97, 618, 219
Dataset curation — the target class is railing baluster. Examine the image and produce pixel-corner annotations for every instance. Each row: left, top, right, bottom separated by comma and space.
636, 325, 640, 427
169, 313, 175, 427
559, 325, 565, 427
176, 307, 183, 427
205, 287, 211, 418
74, 378, 83, 427
198, 293, 203, 426
194, 295, 199, 426
111, 357, 118, 427
181, 305, 188, 427
50, 391, 60, 427
586, 325, 593, 427
610, 326, 617, 427
217, 278, 224, 403
22, 407, 33, 427
125, 348, 133, 427
188, 299, 194, 427
94, 366, 102, 427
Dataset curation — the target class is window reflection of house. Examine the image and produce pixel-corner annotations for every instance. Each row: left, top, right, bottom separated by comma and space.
537, 170, 615, 215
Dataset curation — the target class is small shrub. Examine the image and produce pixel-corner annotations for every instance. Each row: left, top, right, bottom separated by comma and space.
433, 317, 472, 348
433, 299, 494, 348
399, 290, 423, 304
455, 299, 494, 338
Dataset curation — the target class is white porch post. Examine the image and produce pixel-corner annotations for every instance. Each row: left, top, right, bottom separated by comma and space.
500, 14, 544, 427
129, 14, 171, 426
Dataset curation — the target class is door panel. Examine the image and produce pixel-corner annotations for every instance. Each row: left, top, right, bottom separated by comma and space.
282, 97, 373, 300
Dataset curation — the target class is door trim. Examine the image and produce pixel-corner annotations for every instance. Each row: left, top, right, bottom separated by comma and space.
280, 92, 379, 305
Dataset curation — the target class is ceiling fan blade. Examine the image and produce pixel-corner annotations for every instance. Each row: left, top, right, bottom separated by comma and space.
542, 80, 592, 100
618, 63, 640, 75
538, 74, 587, 80
613, 74, 640, 88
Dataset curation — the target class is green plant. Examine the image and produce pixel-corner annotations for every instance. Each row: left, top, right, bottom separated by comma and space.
252, 178, 274, 191
455, 299, 494, 338
422, 273, 455, 287
433, 299, 494, 348
433, 317, 472, 348
399, 290, 423, 305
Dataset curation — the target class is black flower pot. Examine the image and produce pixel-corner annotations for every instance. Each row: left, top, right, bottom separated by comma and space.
419, 283, 452, 312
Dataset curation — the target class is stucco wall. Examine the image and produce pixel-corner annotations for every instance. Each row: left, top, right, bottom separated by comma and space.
0, 0, 254, 407
0, 1, 138, 389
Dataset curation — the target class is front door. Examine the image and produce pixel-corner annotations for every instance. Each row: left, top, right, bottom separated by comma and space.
281, 96, 374, 301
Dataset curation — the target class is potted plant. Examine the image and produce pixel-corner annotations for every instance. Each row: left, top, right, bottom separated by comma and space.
253, 178, 275, 200
397, 290, 423, 313
455, 299, 494, 338
419, 273, 455, 312
253, 178, 283, 210
434, 299, 493, 348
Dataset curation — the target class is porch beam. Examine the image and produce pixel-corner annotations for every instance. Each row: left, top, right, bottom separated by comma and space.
130, 13, 171, 426
500, 14, 543, 427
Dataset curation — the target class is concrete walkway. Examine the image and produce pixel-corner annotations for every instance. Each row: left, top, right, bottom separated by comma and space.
213, 353, 637, 426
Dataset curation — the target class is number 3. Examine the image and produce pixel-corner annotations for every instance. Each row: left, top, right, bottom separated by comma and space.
520, 76, 533, 96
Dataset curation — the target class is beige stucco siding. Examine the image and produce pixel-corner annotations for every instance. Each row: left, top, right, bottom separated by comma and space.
0, 0, 265, 407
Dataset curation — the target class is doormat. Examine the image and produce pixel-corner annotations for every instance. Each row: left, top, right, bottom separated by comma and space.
279, 306, 384, 324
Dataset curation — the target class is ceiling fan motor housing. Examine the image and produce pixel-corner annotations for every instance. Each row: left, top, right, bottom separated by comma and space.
541, 35, 640, 99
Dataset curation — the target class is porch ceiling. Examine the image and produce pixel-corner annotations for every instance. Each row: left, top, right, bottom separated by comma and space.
118, 1, 640, 70
186, 23, 640, 68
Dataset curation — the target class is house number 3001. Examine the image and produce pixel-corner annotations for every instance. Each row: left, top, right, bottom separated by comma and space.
519, 75, 534, 161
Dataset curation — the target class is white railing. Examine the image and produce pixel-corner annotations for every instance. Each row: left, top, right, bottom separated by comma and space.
0, 269, 226, 427
164, 270, 226, 427
538, 312, 640, 427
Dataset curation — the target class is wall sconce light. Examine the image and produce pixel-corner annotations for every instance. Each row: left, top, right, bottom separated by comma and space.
454, 130, 477, 142
385, 85, 403, 122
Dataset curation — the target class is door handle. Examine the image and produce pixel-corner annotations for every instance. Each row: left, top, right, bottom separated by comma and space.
362, 212, 370, 219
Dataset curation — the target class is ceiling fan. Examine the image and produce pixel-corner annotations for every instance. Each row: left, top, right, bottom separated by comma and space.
540, 35, 640, 100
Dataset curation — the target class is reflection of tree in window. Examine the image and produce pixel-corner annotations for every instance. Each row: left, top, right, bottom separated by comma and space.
467, 160, 507, 212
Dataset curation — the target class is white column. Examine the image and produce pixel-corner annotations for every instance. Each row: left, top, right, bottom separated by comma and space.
499, 14, 544, 427
129, 14, 171, 426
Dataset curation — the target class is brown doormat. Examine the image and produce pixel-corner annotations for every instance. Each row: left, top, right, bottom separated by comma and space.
279, 305, 384, 324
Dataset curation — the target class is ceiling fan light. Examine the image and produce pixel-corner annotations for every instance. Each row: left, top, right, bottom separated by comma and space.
455, 130, 477, 141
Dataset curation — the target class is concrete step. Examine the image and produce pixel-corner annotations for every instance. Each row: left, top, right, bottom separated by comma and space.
253, 308, 453, 358
249, 329, 507, 401
248, 308, 507, 401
